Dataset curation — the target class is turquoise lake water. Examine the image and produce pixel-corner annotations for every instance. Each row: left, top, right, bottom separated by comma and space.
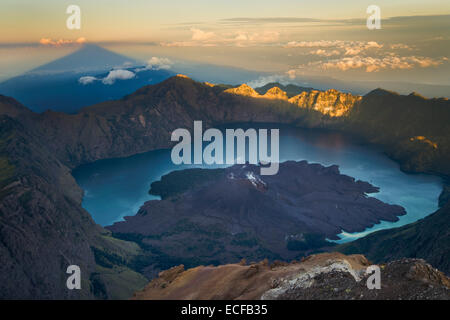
72, 124, 442, 243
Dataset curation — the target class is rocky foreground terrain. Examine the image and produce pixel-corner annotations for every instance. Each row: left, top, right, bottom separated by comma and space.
1, 75, 449, 298
108, 161, 404, 278
132, 252, 450, 300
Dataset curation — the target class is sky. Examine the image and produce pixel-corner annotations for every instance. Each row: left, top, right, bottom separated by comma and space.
1, 0, 449, 86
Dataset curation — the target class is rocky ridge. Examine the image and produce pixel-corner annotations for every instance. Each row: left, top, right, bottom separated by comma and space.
132, 252, 450, 300
226, 84, 362, 116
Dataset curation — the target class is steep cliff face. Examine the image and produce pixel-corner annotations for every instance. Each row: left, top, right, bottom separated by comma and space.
227, 84, 362, 117
132, 252, 450, 300
0, 115, 148, 299
289, 89, 362, 117
0, 116, 97, 299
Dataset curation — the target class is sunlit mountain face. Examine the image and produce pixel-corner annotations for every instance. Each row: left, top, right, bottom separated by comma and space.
0, 0, 449, 302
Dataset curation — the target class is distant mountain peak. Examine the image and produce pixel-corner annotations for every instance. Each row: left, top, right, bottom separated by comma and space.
175, 74, 191, 79
365, 88, 400, 97
263, 87, 288, 100
30, 44, 141, 75
255, 82, 314, 98
408, 92, 427, 99
324, 88, 340, 94
225, 84, 259, 97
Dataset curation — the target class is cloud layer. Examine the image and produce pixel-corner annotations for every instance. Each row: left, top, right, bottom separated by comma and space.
289, 55, 448, 75
40, 37, 86, 46
282, 39, 447, 75
285, 40, 384, 56
161, 28, 280, 47
134, 57, 173, 72
79, 69, 135, 85
78, 57, 172, 85
102, 69, 135, 84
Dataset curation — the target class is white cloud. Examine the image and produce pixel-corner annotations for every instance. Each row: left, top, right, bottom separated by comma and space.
343, 41, 383, 56
78, 69, 136, 85
148, 57, 172, 69
191, 28, 216, 41
78, 57, 172, 86
247, 31, 280, 43
310, 49, 341, 57
285, 40, 343, 48
283, 38, 445, 74
234, 32, 248, 41
286, 69, 297, 79
246, 75, 289, 88
135, 57, 173, 72
102, 69, 135, 85
365, 41, 383, 49
343, 47, 362, 56
78, 76, 98, 85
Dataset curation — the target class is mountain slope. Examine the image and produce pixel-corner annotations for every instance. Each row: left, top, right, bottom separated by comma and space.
0, 113, 148, 299
0, 75, 449, 298
336, 201, 450, 275
0, 115, 96, 298
344, 89, 450, 176
132, 252, 450, 300
29, 76, 323, 167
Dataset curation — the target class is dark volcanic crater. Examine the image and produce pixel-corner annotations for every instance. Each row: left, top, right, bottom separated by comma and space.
108, 160, 405, 276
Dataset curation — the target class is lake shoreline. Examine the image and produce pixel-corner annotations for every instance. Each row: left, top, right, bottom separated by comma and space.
73, 124, 442, 242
